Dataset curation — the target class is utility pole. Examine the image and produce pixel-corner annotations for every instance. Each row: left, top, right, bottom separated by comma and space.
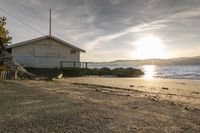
49, 9, 52, 46
49, 9, 52, 36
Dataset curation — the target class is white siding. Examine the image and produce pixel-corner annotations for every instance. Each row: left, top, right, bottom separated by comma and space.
12, 38, 80, 68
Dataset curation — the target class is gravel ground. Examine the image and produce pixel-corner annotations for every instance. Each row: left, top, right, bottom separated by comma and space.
0, 80, 200, 133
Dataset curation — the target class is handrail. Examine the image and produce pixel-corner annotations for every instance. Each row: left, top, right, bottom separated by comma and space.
60, 61, 88, 69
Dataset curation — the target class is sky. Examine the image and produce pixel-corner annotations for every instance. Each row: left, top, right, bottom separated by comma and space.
0, 0, 200, 62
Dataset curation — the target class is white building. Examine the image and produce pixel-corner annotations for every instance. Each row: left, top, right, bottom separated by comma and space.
7, 35, 85, 68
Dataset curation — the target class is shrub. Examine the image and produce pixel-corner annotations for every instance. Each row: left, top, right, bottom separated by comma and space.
87, 67, 144, 77
112, 67, 144, 77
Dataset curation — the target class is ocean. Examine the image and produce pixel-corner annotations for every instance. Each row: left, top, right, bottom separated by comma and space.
88, 64, 200, 80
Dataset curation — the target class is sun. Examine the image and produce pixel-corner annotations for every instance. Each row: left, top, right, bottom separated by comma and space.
134, 35, 166, 59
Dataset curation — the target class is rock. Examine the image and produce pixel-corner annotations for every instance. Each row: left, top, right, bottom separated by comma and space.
150, 96, 158, 101
194, 108, 199, 111
184, 107, 189, 110
0, 51, 36, 79
95, 88, 102, 92
151, 98, 156, 101
162, 87, 169, 90
169, 101, 176, 106
131, 106, 139, 109
130, 85, 134, 87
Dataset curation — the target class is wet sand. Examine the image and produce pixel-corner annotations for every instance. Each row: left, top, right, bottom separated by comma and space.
0, 78, 200, 132
66, 77, 200, 107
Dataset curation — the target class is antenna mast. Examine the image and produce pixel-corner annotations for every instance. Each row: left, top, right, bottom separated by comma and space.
49, 9, 52, 36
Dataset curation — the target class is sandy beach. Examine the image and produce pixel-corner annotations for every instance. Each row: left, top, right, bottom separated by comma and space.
0, 77, 200, 132
66, 77, 200, 107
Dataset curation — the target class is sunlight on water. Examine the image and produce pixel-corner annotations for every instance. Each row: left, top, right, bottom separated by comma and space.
143, 65, 156, 80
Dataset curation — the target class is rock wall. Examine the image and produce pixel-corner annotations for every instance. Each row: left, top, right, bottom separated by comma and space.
0, 51, 36, 79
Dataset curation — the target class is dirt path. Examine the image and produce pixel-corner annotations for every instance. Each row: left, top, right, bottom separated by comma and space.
0, 80, 200, 133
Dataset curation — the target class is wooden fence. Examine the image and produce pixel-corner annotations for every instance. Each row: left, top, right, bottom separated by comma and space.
0, 69, 18, 80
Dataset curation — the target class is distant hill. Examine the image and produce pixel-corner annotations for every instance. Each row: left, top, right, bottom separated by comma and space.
89, 56, 200, 67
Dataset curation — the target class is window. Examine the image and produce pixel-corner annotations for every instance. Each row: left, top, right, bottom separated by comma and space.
71, 50, 76, 54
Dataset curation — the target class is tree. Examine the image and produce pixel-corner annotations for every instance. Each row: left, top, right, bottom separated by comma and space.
0, 17, 12, 52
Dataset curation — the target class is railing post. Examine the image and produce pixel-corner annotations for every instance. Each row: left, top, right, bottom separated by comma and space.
60, 61, 63, 76
73, 62, 76, 69
85, 63, 88, 77
85, 63, 88, 69
60, 61, 63, 70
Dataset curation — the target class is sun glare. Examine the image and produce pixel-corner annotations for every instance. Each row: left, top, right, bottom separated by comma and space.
143, 65, 156, 80
135, 35, 166, 59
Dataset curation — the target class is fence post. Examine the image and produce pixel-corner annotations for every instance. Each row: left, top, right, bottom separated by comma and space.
8, 70, 10, 80
0, 70, 18, 80
14, 70, 18, 79
0, 70, 2, 79
3, 70, 5, 80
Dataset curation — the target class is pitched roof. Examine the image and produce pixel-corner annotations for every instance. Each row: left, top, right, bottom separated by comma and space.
7, 35, 86, 52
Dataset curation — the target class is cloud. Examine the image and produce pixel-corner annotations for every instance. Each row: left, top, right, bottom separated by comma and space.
0, 0, 200, 61
83, 3, 200, 51
83, 19, 168, 51
168, 46, 200, 58
109, 0, 122, 5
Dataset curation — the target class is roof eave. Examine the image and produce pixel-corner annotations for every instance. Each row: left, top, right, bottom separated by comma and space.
79, 49, 86, 53
6, 35, 86, 52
